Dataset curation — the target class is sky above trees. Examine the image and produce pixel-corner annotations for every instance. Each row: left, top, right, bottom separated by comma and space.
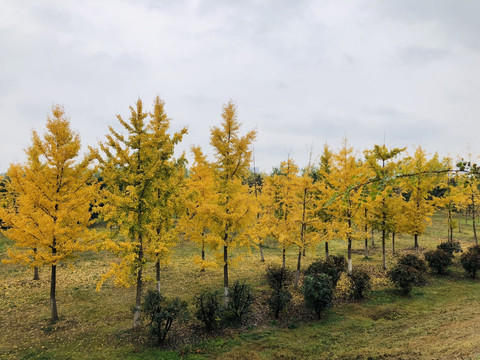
1, 0, 479, 172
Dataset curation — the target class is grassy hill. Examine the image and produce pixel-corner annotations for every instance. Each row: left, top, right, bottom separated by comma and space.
1, 212, 480, 359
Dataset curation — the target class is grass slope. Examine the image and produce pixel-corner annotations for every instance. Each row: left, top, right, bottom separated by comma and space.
1, 212, 480, 359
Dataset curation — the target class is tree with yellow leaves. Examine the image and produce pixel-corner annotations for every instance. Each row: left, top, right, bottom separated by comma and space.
324, 140, 370, 274
400, 147, 447, 254
365, 144, 405, 269
260, 159, 298, 270
0, 105, 98, 322
96, 97, 187, 329
208, 100, 256, 304
179, 146, 219, 270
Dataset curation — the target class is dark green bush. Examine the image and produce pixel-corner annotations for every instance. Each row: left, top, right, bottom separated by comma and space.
142, 290, 188, 344
387, 264, 420, 295
194, 290, 222, 332
348, 269, 371, 299
396, 254, 427, 285
224, 281, 254, 325
305, 255, 347, 287
302, 274, 334, 319
265, 265, 293, 319
460, 245, 480, 279
265, 265, 294, 291
437, 241, 462, 256
424, 249, 452, 274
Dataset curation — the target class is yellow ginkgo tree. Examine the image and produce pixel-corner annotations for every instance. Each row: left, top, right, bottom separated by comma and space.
95, 97, 187, 329
0, 105, 98, 322
208, 100, 256, 305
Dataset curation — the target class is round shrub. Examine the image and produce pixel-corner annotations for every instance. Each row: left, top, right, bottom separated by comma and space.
194, 290, 222, 332
387, 264, 419, 295
437, 241, 462, 256
224, 281, 254, 325
302, 273, 334, 319
396, 254, 427, 285
142, 290, 188, 344
460, 245, 480, 279
305, 255, 347, 287
424, 249, 452, 274
348, 269, 371, 300
265, 265, 293, 319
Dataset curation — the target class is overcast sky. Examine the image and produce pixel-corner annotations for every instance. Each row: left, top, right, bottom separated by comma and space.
1, 0, 480, 173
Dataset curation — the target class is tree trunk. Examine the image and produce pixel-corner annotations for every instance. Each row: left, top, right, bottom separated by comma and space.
371, 229, 375, 247
282, 247, 286, 270
223, 245, 229, 308
133, 237, 143, 331
156, 260, 161, 294
33, 248, 39, 280
294, 247, 302, 290
392, 232, 396, 255
364, 238, 368, 258
260, 242, 265, 262
325, 241, 329, 260
414, 234, 419, 256
347, 238, 352, 274
33, 266, 40, 281
50, 264, 59, 322
382, 229, 386, 270
201, 242, 206, 272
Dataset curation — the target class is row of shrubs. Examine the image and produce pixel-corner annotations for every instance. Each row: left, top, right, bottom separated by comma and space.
142, 255, 370, 344
142, 242, 480, 344
388, 243, 480, 294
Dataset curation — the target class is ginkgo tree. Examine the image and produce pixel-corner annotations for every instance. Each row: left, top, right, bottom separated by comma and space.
179, 146, 219, 270
208, 100, 256, 305
259, 159, 299, 270
95, 97, 187, 329
324, 139, 370, 274
365, 144, 405, 269
0, 105, 98, 322
400, 147, 447, 255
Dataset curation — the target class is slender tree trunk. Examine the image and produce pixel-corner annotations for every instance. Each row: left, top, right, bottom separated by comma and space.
294, 247, 302, 289
364, 238, 368, 258
50, 264, 59, 322
155, 260, 161, 294
34, 266, 40, 281
223, 244, 229, 308
472, 197, 477, 245
371, 229, 375, 247
260, 242, 265, 262
347, 238, 352, 274
201, 241, 206, 272
325, 241, 329, 260
133, 236, 143, 331
302, 248, 306, 257
414, 234, 419, 256
33, 247, 39, 280
282, 246, 286, 270
392, 232, 396, 255
382, 229, 386, 270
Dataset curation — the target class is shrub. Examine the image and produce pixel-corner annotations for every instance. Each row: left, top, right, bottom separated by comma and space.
265, 266, 293, 319
396, 254, 427, 285
460, 245, 480, 279
194, 290, 222, 332
424, 249, 452, 274
348, 269, 371, 300
265, 265, 294, 291
224, 281, 254, 325
437, 241, 462, 256
142, 290, 188, 344
302, 274, 334, 319
305, 255, 347, 287
387, 264, 420, 295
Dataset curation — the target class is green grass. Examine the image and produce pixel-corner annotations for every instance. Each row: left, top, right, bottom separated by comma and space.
1, 212, 480, 359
